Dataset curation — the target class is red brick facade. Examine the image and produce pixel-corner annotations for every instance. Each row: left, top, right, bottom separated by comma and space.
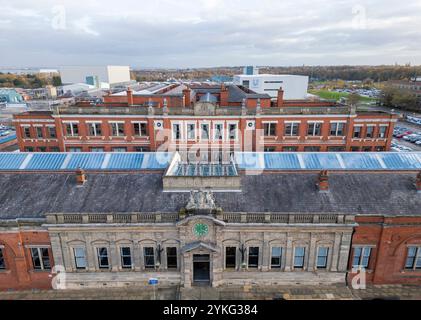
0, 228, 53, 291
348, 216, 421, 285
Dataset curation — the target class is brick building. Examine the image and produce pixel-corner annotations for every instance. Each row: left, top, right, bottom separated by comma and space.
13, 84, 398, 159
0, 152, 421, 290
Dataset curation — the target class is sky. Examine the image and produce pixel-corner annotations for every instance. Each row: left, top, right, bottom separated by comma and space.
1, 0, 421, 68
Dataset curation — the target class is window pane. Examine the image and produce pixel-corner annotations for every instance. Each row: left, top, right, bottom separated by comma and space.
0, 249, 5, 269
225, 247, 236, 268
74, 248, 86, 269
120, 247, 132, 268
144, 247, 155, 268
201, 124, 209, 139
166, 247, 177, 269
294, 247, 305, 268
317, 247, 329, 268
98, 247, 109, 268
248, 247, 259, 268
31, 248, 42, 270
41, 248, 51, 270
271, 247, 282, 268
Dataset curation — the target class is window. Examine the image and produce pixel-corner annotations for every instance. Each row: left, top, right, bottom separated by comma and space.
375, 146, 386, 152
120, 247, 132, 269
214, 123, 223, 140
49, 147, 60, 152
379, 126, 388, 138
22, 126, 31, 138
187, 123, 196, 140
351, 147, 360, 152
284, 123, 299, 136
38, 147, 46, 152
362, 146, 372, 152
201, 123, 210, 140
30, 248, 51, 270
73, 248, 87, 270
353, 126, 361, 138
0, 248, 5, 269
134, 146, 149, 152
166, 247, 177, 269
88, 123, 102, 136
24, 147, 34, 152
225, 247, 236, 269
271, 247, 282, 269
144, 247, 155, 269
366, 126, 374, 138
35, 127, 43, 138
264, 123, 276, 137
173, 124, 181, 140
264, 147, 276, 152
330, 123, 345, 136
304, 146, 321, 152
352, 247, 372, 268
65, 123, 79, 137
228, 124, 237, 140
316, 247, 329, 269
294, 247, 305, 269
110, 122, 125, 136
48, 127, 56, 138
283, 146, 298, 152
90, 147, 104, 152
68, 147, 82, 152
307, 122, 322, 136
112, 147, 127, 152
248, 247, 259, 268
327, 146, 346, 152
133, 123, 147, 136
405, 247, 421, 270
97, 247, 110, 269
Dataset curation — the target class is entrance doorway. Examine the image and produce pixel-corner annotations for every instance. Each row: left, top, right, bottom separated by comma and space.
193, 254, 210, 285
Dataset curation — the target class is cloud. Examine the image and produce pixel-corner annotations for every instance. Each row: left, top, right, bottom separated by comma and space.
0, 0, 420, 67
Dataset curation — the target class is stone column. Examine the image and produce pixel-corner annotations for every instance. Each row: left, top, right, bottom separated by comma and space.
308, 233, 317, 271
262, 233, 270, 271
49, 232, 64, 269
338, 232, 352, 271
284, 234, 293, 272
60, 233, 73, 272
331, 232, 342, 272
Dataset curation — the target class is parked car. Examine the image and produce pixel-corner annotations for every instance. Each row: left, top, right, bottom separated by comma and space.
0, 131, 10, 137
396, 131, 413, 138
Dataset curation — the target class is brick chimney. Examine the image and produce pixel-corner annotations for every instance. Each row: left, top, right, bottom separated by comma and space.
416, 172, 421, 192
127, 88, 134, 106
317, 170, 329, 192
183, 88, 191, 107
277, 87, 284, 107
220, 84, 228, 106
76, 168, 86, 185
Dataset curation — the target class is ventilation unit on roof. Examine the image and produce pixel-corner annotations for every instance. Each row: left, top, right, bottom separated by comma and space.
154, 120, 164, 130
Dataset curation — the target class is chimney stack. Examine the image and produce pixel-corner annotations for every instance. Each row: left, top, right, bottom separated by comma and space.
183, 88, 191, 107
416, 172, 421, 192
317, 170, 329, 192
76, 168, 87, 185
127, 88, 134, 106
277, 87, 284, 107
220, 84, 228, 106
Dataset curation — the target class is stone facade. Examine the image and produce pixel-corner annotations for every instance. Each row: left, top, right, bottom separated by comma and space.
46, 212, 354, 289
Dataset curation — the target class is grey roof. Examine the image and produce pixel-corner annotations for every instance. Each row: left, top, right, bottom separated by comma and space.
227, 85, 271, 102
0, 172, 420, 219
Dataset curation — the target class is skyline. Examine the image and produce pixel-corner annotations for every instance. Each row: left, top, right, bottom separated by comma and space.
1, 0, 421, 68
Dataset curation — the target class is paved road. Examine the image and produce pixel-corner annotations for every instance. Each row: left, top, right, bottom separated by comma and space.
0, 284, 420, 300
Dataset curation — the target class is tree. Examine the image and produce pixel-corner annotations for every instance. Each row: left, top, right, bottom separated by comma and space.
52, 76, 62, 87
391, 90, 418, 111
347, 93, 361, 106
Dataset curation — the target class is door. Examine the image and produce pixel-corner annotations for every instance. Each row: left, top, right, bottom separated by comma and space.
193, 254, 210, 285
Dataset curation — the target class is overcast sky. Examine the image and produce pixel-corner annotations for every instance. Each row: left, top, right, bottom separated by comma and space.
1, 0, 421, 68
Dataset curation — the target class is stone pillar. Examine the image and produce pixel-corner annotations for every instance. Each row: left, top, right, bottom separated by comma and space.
60, 234, 73, 272
284, 234, 293, 272
308, 233, 317, 271
262, 233, 270, 271
183, 252, 192, 287
109, 237, 119, 271
338, 232, 353, 271
49, 232, 65, 269
133, 241, 141, 271
331, 232, 342, 272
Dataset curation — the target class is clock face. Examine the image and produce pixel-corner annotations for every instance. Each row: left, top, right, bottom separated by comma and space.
193, 223, 209, 237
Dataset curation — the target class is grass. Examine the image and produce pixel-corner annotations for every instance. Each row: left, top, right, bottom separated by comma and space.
308, 90, 377, 102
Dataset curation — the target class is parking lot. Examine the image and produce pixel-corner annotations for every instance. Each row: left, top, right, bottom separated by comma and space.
392, 120, 421, 152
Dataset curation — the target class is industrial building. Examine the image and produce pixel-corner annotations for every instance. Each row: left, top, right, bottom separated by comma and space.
59, 66, 131, 88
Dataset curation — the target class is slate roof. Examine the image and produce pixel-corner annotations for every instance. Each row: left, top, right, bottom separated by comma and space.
0, 172, 420, 219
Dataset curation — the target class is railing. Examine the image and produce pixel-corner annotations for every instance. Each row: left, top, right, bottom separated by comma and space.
47, 213, 352, 225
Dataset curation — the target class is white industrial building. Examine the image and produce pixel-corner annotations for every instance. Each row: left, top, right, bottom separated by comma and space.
233, 74, 309, 100
59, 66, 131, 88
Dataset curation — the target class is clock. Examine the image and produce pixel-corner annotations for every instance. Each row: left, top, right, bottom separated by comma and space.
193, 223, 209, 237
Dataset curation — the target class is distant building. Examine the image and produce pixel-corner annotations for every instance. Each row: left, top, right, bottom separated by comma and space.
0, 88, 27, 108
59, 66, 131, 88
389, 80, 421, 105
233, 74, 309, 100
243, 66, 259, 75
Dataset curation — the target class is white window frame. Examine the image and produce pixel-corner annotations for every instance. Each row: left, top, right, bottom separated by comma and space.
284, 121, 300, 137
120, 246, 133, 269
73, 247, 87, 270
200, 122, 211, 141
185, 121, 197, 141
87, 122, 102, 137
378, 125, 388, 138
316, 247, 329, 269
227, 121, 239, 141
365, 125, 375, 138
307, 121, 323, 137
293, 246, 306, 270
30, 247, 51, 271
405, 246, 421, 270
64, 122, 79, 137
96, 247, 110, 269
171, 121, 183, 141
132, 121, 148, 137
263, 121, 277, 137
329, 122, 346, 137
109, 122, 125, 137
213, 121, 225, 141
270, 246, 283, 269
352, 246, 372, 268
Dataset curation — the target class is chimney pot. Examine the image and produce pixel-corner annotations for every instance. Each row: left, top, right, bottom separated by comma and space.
318, 170, 329, 192
76, 168, 86, 185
